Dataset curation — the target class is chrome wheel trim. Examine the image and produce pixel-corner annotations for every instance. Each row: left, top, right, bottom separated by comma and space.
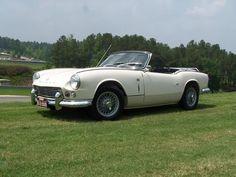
186, 87, 197, 107
96, 91, 120, 118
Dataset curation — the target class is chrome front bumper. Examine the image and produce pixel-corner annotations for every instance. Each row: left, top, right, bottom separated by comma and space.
31, 89, 92, 110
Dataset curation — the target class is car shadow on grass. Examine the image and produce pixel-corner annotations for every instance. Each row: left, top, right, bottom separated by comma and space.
37, 103, 216, 122
37, 108, 95, 122
121, 103, 216, 120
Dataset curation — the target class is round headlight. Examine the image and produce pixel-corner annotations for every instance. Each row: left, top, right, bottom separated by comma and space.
70, 74, 80, 90
33, 72, 40, 81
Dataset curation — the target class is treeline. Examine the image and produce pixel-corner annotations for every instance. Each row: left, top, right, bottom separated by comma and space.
51, 33, 236, 91
0, 36, 51, 60
1, 34, 236, 91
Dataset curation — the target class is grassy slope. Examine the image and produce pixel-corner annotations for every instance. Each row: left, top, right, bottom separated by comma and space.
0, 92, 235, 177
0, 87, 31, 96
0, 60, 46, 71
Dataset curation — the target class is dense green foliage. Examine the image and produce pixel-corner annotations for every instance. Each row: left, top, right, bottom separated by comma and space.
0, 36, 51, 60
50, 35, 81, 67
0, 92, 236, 176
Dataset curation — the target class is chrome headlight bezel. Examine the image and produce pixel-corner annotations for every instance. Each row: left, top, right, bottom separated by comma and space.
33, 72, 40, 81
70, 74, 80, 90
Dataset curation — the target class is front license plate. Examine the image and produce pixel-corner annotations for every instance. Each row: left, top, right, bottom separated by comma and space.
37, 97, 48, 108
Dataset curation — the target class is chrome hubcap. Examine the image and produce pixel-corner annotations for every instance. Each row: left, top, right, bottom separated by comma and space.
186, 88, 197, 107
96, 91, 119, 118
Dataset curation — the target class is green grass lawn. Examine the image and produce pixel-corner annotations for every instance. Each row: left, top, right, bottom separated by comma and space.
0, 87, 31, 96
0, 92, 236, 177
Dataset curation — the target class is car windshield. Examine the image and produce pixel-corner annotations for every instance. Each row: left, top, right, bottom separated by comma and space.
99, 51, 149, 69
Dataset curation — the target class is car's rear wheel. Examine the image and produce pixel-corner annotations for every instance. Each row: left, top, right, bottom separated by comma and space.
180, 84, 199, 110
91, 86, 124, 120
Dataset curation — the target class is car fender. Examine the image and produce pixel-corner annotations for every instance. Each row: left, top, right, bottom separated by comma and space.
182, 79, 200, 93
94, 78, 127, 97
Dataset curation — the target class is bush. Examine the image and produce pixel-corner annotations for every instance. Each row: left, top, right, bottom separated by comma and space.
0, 64, 32, 76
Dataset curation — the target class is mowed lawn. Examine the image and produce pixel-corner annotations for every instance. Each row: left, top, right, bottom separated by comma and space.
0, 92, 235, 177
0, 87, 31, 96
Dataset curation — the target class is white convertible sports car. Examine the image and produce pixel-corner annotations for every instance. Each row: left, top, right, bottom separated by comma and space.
31, 51, 210, 120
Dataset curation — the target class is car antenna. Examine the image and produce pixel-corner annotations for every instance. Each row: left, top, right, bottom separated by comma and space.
96, 44, 112, 67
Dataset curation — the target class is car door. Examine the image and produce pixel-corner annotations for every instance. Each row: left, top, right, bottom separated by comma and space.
143, 71, 182, 106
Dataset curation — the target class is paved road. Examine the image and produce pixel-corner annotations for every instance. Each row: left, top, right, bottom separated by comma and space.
0, 95, 30, 103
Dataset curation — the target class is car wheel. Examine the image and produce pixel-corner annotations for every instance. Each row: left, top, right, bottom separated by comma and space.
180, 85, 199, 110
91, 86, 124, 120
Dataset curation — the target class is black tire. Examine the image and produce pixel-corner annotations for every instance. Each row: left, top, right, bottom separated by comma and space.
179, 84, 199, 110
90, 86, 124, 120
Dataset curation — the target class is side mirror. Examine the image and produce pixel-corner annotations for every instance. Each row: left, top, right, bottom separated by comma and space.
144, 65, 152, 72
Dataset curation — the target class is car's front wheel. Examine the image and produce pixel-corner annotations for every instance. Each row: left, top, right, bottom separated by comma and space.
91, 86, 124, 120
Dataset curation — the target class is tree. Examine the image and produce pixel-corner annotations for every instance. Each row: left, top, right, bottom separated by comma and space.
0, 36, 51, 60
50, 35, 80, 67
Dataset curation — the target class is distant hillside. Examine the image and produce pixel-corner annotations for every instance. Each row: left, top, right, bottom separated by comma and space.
0, 36, 52, 61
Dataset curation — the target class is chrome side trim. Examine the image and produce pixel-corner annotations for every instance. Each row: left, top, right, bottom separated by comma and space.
201, 88, 211, 93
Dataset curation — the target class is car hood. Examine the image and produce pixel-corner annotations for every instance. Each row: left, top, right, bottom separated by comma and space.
33, 67, 115, 87
33, 68, 87, 87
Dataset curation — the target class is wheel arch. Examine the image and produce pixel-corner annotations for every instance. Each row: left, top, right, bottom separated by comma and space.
93, 79, 127, 105
183, 80, 200, 94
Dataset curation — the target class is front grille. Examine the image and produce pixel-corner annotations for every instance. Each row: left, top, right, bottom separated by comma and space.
35, 86, 62, 98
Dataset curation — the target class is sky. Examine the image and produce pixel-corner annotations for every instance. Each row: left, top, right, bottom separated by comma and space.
0, 0, 235, 53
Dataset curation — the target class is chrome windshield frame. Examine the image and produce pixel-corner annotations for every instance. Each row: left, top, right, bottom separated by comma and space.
99, 51, 152, 70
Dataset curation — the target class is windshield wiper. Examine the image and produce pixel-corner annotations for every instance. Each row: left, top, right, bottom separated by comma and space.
114, 62, 124, 65
118, 62, 143, 67
126, 62, 142, 66
103, 62, 124, 67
